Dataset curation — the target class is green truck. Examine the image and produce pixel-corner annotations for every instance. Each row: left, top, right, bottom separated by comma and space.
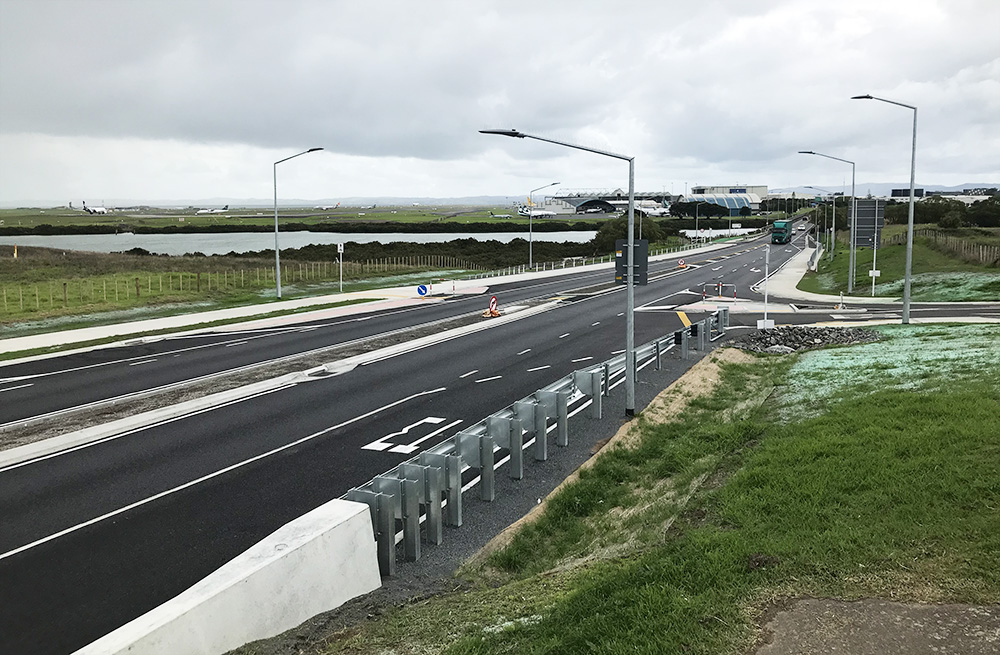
771, 220, 792, 244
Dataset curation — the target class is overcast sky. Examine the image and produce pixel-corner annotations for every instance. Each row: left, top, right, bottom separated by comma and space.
1, 0, 998, 205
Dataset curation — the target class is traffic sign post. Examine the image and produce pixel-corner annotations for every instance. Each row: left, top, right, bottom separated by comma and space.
615, 239, 648, 285
338, 243, 344, 292
417, 284, 429, 297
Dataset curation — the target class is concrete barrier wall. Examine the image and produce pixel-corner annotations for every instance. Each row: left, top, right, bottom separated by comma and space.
73, 499, 381, 655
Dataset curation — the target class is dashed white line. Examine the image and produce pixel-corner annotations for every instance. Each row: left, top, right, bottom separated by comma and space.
571, 357, 593, 363
459, 370, 478, 379
517, 349, 531, 355
475, 375, 502, 383
558, 333, 570, 339
527, 365, 551, 373
225, 341, 248, 348
128, 360, 157, 367
591, 322, 600, 326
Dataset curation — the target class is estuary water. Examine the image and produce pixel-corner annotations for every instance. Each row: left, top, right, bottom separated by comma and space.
0, 231, 597, 256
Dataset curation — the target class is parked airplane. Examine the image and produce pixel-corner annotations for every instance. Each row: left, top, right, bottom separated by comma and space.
639, 206, 671, 217
196, 205, 229, 214
517, 206, 557, 217
315, 203, 340, 210
76, 201, 109, 215
490, 211, 513, 219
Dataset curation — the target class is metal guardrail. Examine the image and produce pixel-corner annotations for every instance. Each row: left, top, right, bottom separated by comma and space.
345, 308, 730, 576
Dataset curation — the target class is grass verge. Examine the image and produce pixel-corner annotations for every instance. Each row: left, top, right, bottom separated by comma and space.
797, 236, 999, 300
306, 324, 1000, 655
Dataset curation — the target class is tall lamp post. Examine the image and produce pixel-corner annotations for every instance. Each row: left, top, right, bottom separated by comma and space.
528, 181, 560, 268
852, 94, 917, 324
798, 150, 857, 293
693, 200, 710, 242
804, 185, 835, 257
481, 128, 638, 417
274, 147, 323, 299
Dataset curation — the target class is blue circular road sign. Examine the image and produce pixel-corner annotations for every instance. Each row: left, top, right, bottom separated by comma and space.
417, 284, 428, 296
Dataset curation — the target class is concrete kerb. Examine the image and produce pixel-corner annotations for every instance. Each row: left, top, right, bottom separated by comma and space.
71, 498, 381, 655
0, 301, 560, 469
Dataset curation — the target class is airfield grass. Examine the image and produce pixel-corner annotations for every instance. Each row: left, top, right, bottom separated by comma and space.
0, 245, 478, 339
301, 324, 1000, 655
797, 232, 1000, 300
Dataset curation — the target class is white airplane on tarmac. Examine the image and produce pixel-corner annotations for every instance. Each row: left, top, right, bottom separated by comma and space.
72, 201, 110, 215
517, 206, 557, 217
490, 211, 513, 218
196, 205, 229, 214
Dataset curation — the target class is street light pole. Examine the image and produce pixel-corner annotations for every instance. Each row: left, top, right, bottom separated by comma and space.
528, 182, 560, 268
481, 129, 638, 417
805, 186, 835, 258
273, 147, 323, 299
799, 150, 856, 292
852, 94, 917, 323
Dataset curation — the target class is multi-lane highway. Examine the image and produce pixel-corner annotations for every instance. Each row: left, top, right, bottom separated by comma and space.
13, 224, 987, 655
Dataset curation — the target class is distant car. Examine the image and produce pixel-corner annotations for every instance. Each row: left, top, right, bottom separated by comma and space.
798, 225, 807, 231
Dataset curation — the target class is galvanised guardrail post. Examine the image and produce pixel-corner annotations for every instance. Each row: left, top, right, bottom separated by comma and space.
574, 369, 603, 419
420, 452, 463, 527
458, 431, 496, 501
488, 414, 524, 480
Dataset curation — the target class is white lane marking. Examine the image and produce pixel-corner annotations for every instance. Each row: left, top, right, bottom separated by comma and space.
225, 341, 248, 348
459, 370, 478, 379
611, 349, 625, 355
571, 356, 593, 363
476, 375, 502, 383
128, 360, 157, 367
591, 322, 600, 326
363, 416, 447, 452
0, 383, 34, 393
517, 349, 531, 355
0, 387, 447, 561
388, 419, 464, 454
527, 365, 551, 373
617, 312, 624, 317
354, 316, 372, 321
558, 333, 570, 339
712, 266, 722, 271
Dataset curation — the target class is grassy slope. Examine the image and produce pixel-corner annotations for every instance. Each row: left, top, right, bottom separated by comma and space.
309, 324, 1000, 655
797, 231, 1000, 300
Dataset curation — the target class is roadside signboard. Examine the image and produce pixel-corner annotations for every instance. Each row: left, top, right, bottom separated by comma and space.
489, 295, 498, 312
614, 239, 649, 285
417, 284, 429, 296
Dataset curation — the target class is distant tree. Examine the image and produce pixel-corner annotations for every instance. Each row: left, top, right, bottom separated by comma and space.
938, 210, 963, 229
739, 206, 752, 217
592, 216, 665, 252
967, 195, 1000, 227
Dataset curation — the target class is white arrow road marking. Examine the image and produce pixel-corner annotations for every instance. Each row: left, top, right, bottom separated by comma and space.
363, 416, 448, 452
388, 419, 463, 454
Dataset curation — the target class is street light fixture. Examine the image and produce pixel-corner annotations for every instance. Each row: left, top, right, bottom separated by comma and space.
798, 150, 857, 293
481, 128, 638, 417
852, 94, 917, 324
274, 147, 323, 300
528, 182, 560, 267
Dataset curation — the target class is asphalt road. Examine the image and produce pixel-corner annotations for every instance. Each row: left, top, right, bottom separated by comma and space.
0, 233, 795, 427
13, 223, 995, 654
